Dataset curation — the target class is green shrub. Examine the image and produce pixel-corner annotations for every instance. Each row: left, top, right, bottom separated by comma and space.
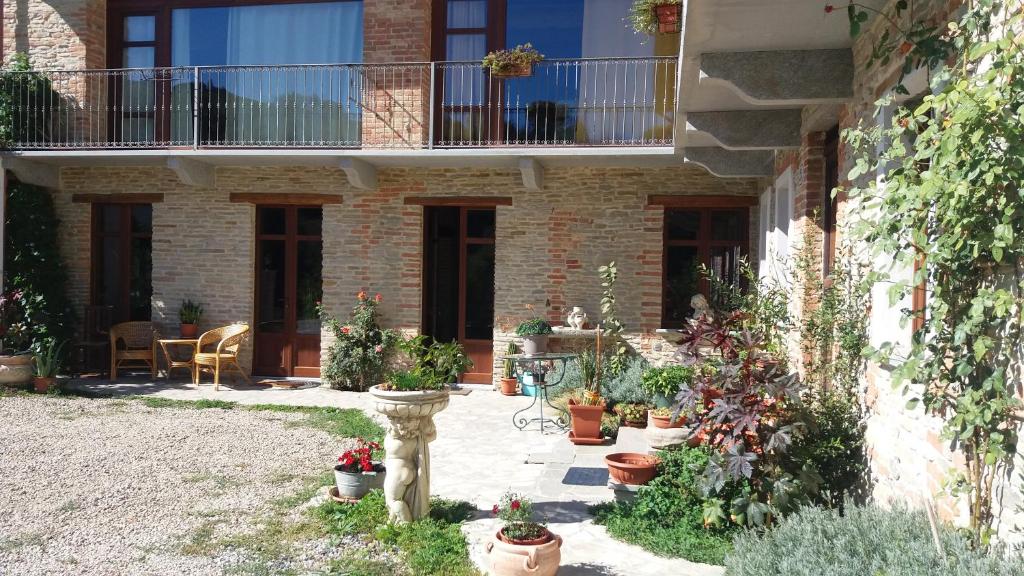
603, 355, 651, 406
790, 388, 867, 508
641, 365, 694, 399
726, 504, 1024, 576
320, 292, 400, 391
592, 445, 741, 565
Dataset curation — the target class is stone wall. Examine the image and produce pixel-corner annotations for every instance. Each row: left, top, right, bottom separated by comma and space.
52, 164, 759, 381
2, 0, 105, 69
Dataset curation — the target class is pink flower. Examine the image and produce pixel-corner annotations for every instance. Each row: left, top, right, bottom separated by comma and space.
374, 293, 382, 303
374, 344, 383, 354
824, 4, 835, 13
341, 326, 351, 335
511, 500, 521, 511
492, 505, 500, 515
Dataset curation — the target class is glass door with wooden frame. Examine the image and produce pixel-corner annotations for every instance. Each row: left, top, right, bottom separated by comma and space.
422, 206, 496, 384
91, 203, 153, 325
662, 208, 748, 328
254, 206, 323, 377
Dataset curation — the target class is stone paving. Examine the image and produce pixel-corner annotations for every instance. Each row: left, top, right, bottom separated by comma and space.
68, 376, 724, 576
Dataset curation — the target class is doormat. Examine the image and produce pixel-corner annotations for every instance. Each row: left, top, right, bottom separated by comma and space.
447, 385, 473, 396
256, 379, 320, 390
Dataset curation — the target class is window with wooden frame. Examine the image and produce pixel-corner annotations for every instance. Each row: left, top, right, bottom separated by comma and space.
662, 207, 749, 328
91, 204, 154, 324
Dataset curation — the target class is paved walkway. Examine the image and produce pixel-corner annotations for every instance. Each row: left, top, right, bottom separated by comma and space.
68, 376, 723, 576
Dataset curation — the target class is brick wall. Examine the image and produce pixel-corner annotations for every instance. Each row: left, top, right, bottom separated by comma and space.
53, 164, 759, 382
2, 0, 105, 69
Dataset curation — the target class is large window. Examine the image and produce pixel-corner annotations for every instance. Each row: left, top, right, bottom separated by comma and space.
663, 208, 748, 328
92, 204, 153, 324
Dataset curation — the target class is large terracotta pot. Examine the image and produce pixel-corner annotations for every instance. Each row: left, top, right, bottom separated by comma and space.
520, 335, 548, 356
605, 452, 661, 485
568, 398, 605, 443
649, 410, 685, 429
486, 528, 562, 576
334, 464, 385, 500
180, 323, 199, 338
0, 354, 34, 386
654, 3, 682, 34
500, 377, 519, 396
33, 376, 56, 394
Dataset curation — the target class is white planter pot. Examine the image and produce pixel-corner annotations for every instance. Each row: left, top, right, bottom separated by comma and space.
369, 386, 450, 523
0, 354, 34, 386
334, 465, 386, 500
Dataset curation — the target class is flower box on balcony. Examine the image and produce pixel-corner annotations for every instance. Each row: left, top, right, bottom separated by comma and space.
630, 0, 683, 35
482, 44, 543, 79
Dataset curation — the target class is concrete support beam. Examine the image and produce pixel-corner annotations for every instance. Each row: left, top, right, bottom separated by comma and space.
518, 157, 544, 190
699, 49, 853, 105
684, 147, 773, 178
339, 157, 378, 190
167, 157, 215, 187
687, 110, 802, 150
0, 158, 60, 189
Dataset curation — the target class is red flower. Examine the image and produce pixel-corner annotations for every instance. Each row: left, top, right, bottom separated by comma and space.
374, 293, 382, 302
824, 4, 835, 13
492, 505, 500, 515
362, 460, 374, 472
510, 500, 521, 511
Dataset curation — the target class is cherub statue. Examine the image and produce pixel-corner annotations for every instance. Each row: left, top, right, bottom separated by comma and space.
690, 293, 714, 323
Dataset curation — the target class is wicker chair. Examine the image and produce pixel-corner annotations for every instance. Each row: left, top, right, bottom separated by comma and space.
194, 324, 251, 390
109, 321, 158, 381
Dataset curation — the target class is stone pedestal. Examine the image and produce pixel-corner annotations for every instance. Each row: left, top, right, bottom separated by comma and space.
369, 387, 450, 523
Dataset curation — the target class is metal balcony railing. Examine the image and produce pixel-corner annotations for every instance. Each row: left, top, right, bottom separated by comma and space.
0, 57, 675, 150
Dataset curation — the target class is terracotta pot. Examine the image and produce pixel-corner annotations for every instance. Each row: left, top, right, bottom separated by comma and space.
500, 377, 519, 396
654, 4, 682, 34
622, 419, 646, 429
568, 398, 605, 442
180, 323, 199, 338
0, 354, 34, 386
490, 63, 533, 78
334, 464, 385, 500
605, 452, 661, 485
650, 410, 685, 429
486, 528, 561, 576
520, 335, 548, 356
32, 376, 55, 394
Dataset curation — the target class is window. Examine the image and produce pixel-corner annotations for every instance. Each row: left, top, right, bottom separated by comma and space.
823, 126, 840, 277
663, 208, 748, 328
92, 204, 153, 324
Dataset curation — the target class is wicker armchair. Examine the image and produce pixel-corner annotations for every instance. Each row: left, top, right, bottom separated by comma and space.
194, 324, 251, 390
110, 321, 158, 381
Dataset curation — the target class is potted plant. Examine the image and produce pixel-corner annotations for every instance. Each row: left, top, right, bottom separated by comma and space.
334, 437, 385, 500
179, 299, 203, 338
482, 43, 544, 78
320, 292, 401, 391
629, 0, 683, 35
500, 341, 519, 395
32, 339, 64, 393
516, 318, 553, 356
485, 491, 562, 576
648, 406, 687, 429
641, 365, 694, 407
568, 342, 606, 445
605, 452, 661, 485
614, 403, 650, 428
0, 289, 33, 387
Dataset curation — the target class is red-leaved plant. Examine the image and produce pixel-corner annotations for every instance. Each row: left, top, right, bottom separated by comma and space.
336, 438, 383, 474
673, 311, 820, 526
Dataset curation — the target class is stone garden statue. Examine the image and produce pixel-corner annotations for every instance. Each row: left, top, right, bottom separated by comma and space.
690, 293, 714, 323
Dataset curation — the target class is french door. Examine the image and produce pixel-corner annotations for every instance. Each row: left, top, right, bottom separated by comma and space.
422, 206, 496, 384
253, 206, 323, 377
91, 203, 153, 324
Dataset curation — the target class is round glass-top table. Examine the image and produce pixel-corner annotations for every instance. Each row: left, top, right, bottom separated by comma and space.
507, 352, 575, 434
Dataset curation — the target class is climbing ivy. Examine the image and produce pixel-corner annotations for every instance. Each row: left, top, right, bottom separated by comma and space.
841, 0, 1023, 545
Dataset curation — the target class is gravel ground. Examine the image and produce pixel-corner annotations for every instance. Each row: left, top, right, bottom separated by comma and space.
0, 395, 372, 576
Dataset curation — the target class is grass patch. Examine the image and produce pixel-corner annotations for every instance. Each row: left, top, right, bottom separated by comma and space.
591, 503, 733, 564
316, 490, 480, 576
139, 397, 238, 410
325, 555, 403, 576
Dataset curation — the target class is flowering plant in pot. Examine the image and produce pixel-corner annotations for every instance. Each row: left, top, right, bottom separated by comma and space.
500, 341, 519, 395
334, 437, 385, 500
0, 289, 33, 386
482, 43, 544, 78
629, 0, 683, 35
485, 491, 562, 576
516, 318, 553, 356
32, 338, 64, 393
179, 299, 203, 338
614, 402, 650, 428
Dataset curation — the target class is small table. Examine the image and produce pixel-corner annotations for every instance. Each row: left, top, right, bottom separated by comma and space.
158, 338, 199, 381
507, 352, 575, 434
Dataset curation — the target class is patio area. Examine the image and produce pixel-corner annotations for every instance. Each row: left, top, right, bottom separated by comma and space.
63, 375, 722, 576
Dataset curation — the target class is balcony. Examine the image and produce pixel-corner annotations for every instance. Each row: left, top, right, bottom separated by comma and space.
1, 57, 676, 152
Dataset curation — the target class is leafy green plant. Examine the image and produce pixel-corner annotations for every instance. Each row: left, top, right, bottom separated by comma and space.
0, 53, 65, 146
628, 0, 682, 36
502, 341, 518, 379
320, 292, 400, 391
839, 0, 1024, 544
700, 258, 791, 359
32, 338, 64, 378
603, 355, 651, 406
515, 318, 553, 336
394, 336, 473, 390
481, 44, 543, 75
614, 402, 650, 423
179, 299, 203, 325
0, 289, 30, 354
492, 492, 546, 542
383, 370, 425, 392
725, 503, 1024, 576
790, 388, 866, 509
641, 365, 694, 399
599, 261, 630, 375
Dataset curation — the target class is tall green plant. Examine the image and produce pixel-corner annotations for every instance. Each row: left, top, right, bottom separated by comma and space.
841, 0, 1023, 544
4, 181, 74, 351
599, 261, 629, 375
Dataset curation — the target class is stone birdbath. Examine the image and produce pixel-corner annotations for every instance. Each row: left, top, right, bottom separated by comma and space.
368, 386, 450, 523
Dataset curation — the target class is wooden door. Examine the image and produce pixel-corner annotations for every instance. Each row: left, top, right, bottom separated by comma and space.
422, 206, 495, 383
253, 206, 323, 377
